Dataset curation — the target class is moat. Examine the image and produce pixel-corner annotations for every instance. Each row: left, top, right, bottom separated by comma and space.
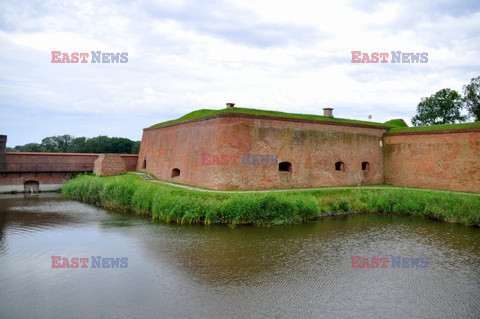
1, 193, 479, 318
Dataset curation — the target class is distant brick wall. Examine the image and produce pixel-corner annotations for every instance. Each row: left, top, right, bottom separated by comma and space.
138, 115, 387, 190
0, 135, 6, 171
2, 152, 137, 174
0, 172, 75, 193
4, 152, 98, 172
120, 154, 138, 171
384, 130, 480, 193
0, 146, 138, 192
94, 154, 127, 176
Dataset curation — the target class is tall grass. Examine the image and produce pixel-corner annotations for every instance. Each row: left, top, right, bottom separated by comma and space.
357, 189, 480, 226
62, 174, 320, 225
62, 174, 480, 226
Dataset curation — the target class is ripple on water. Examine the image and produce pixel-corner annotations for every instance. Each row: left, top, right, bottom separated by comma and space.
0, 196, 479, 319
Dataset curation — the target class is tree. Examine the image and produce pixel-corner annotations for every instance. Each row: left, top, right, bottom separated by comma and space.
463, 76, 480, 121
110, 137, 134, 154
18, 143, 44, 152
13, 135, 140, 154
41, 135, 73, 152
131, 141, 141, 154
411, 88, 467, 126
84, 135, 112, 153
67, 137, 87, 153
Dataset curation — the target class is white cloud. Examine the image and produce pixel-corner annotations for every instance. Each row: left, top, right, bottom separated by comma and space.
0, 0, 479, 146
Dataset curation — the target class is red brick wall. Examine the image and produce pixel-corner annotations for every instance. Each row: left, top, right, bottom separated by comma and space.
0, 172, 75, 192
138, 115, 387, 190
5, 152, 98, 171
384, 130, 480, 193
120, 155, 138, 171
0, 135, 6, 171
94, 154, 126, 176
0, 151, 138, 192
3, 152, 137, 173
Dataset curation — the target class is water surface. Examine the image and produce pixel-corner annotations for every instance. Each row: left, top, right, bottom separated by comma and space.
0, 193, 479, 318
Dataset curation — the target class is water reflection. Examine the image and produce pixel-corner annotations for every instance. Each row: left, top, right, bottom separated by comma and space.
0, 194, 479, 319
0, 194, 79, 254
110, 214, 480, 288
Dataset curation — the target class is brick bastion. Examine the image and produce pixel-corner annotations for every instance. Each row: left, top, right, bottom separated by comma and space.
138, 113, 388, 190
138, 112, 479, 193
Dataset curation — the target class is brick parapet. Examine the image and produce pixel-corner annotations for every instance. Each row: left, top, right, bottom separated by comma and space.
144, 113, 390, 132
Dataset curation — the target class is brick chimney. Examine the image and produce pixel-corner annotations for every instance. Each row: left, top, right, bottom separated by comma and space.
0, 135, 6, 172
323, 108, 334, 118
226, 103, 235, 108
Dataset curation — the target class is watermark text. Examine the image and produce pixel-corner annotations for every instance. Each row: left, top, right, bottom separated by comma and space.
51, 51, 128, 63
351, 51, 428, 63
51, 256, 128, 268
351, 256, 428, 268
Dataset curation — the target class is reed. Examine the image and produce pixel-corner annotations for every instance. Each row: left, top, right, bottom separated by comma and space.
62, 174, 480, 226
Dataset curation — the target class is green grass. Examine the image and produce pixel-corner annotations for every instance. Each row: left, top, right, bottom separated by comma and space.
62, 173, 480, 227
62, 174, 319, 225
148, 107, 479, 135
149, 107, 480, 136
149, 107, 391, 129
384, 119, 408, 128
387, 121, 480, 134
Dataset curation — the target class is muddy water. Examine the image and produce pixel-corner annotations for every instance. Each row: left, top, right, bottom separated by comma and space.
1, 193, 479, 318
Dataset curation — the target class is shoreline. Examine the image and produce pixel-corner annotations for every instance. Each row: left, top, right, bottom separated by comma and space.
61, 173, 480, 227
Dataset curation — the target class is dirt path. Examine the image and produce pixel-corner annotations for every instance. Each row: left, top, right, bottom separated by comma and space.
134, 173, 480, 196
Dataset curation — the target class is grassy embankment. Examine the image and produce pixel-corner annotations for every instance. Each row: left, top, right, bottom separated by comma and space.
62, 173, 480, 226
149, 107, 392, 128
150, 108, 480, 134
387, 121, 480, 133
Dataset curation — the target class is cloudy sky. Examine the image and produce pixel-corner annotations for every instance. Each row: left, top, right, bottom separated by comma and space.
1, 0, 479, 147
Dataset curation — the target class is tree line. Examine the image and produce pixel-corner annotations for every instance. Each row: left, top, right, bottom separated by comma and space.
7, 135, 141, 154
412, 76, 480, 126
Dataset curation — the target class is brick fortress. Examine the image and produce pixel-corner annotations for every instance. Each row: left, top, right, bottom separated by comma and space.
137, 106, 480, 193
1, 105, 479, 193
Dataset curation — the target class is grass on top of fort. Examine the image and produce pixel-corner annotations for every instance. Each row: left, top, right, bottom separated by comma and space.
62, 173, 480, 227
148, 107, 480, 133
149, 108, 391, 129
387, 121, 480, 134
